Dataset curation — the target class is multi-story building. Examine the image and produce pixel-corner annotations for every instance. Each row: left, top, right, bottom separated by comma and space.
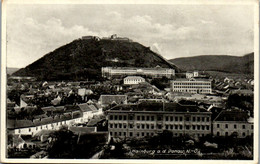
107, 102, 212, 138
212, 110, 254, 138
171, 78, 212, 94
123, 76, 145, 85
101, 67, 175, 79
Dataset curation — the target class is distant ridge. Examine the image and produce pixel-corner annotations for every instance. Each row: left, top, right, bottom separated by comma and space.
13, 36, 179, 81
169, 52, 254, 74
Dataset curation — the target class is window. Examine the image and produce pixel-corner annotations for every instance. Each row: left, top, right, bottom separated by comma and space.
186, 117, 190, 121
151, 116, 154, 121
110, 132, 112, 136
142, 116, 145, 121
115, 132, 117, 136
115, 116, 118, 120
170, 116, 173, 121
137, 125, 140, 129
180, 117, 183, 121
124, 132, 126, 136
119, 124, 122, 128
225, 132, 228, 136
147, 116, 150, 121
186, 125, 190, 130
242, 125, 246, 129
142, 132, 144, 136
110, 124, 113, 128
142, 124, 145, 129
146, 124, 149, 129
179, 125, 183, 130
129, 124, 134, 128
151, 125, 154, 129
157, 116, 162, 121
193, 117, 196, 122
251, 125, 253, 129
129, 115, 133, 120
202, 117, 205, 122
234, 124, 237, 129
115, 124, 118, 128
202, 125, 205, 130
206, 117, 209, 122
217, 124, 220, 128
225, 124, 228, 128
109, 115, 113, 120
129, 132, 133, 137
192, 125, 196, 130
158, 125, 162, 129
165, 116, 169, 121
137, 133, 139, 137
217, 132, 220, 136
119, 132, 121, 136
175, 117, 178, 121
206, 125, 209, 130
119, 115, 122, 120
175, 125, 178, 129
124, 116, 127, 120
197, 125, 200, 130
124, 124, 127, 128
197, 117, 200, 121
137, 116, 140, 120
242, 132, 246, 137
166, 125, 169, 129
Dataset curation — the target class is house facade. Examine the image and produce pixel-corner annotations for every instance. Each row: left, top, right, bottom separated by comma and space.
212, 110, 254, 138
172, 78, 212, 94
107, 102, 212, 138
124, 76, 145, 85
101, 67, 175, 79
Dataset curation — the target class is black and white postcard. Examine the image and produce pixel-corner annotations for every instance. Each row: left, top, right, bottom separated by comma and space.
1, 0, 259, 163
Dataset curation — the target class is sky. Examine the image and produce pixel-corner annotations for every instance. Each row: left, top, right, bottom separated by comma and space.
6, 3, 255, 68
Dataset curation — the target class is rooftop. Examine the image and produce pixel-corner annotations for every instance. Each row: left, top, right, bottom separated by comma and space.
109, 102, 209, 113
213, 110, 249, 122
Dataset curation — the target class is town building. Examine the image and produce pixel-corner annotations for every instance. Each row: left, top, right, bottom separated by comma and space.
171, 78, 212, 94
107, 102, 212, 138
101, 66, 175, 79
99, 95, 127, 107
212, 110, 253, 138
124, 76, 145, 85
186, 71, 199, 79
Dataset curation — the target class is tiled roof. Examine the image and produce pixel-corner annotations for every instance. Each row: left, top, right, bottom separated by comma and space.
109, 102, 209, 113
78, 103, 92, 112
124, 76, 145, 80
69, 126, 96, 134
89, 105, 98, 112
41, 106, 56, 112
87, 118, 105, 126
100, 95, 127, 105
213, 110, 249, 122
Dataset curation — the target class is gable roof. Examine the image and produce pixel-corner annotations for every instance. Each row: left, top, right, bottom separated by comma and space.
78, 103, 92, 112
213, 110, 249, 122
100, 95, 127, 105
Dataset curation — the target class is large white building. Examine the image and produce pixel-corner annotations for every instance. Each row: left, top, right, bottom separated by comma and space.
124, 76, 145, 85
172, 78, 212, 94
101, 67, 175, 79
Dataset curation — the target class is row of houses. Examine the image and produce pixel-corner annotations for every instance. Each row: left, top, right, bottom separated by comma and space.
107, 102, 253, 139
7, 103, 103, 135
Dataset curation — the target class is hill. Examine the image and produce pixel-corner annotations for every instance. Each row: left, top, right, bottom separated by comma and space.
169, 53, 254, 74
13, 38, 178, 81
